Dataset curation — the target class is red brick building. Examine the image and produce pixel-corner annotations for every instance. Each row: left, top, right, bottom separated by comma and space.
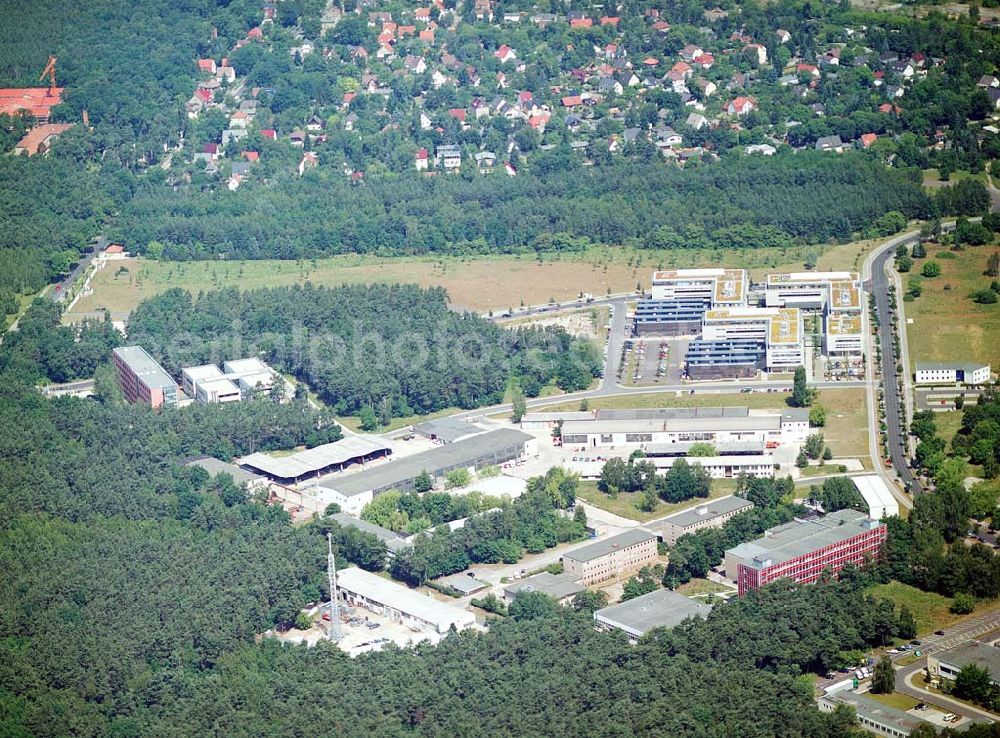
725, 509, 886, 595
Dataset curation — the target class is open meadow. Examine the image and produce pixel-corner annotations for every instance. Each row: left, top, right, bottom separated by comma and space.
67, 238, 876, 317
904, 243, 1000, 370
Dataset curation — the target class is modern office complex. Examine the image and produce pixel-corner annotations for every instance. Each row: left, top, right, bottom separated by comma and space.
633, 298, 709, 336
684, 306, 803, 377
561, 529, 659, 585
764, 271, 861, 309
725, 509, 886, 595
914, 362, 991, 386
659, 495, 755, 546
112, 346, 179, 408
181, 357, 280, 403
336, 567, 476, 634
593, 589, 712, 642
558, 406, 809, 450
651, 268, 748, 305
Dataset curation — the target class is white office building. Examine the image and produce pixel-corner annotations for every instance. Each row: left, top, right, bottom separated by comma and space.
651, 268, 747, 306
701, 307, 804, 371
765, 271, 860, 309
915, 362, 991, 386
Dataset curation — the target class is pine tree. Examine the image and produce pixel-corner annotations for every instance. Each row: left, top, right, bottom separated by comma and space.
986, 252, 1000, 278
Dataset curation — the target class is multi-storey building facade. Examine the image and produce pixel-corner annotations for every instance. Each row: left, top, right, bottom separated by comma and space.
561, 529, 658, 585
112, 346, 178, 409
725, 509, 886, 595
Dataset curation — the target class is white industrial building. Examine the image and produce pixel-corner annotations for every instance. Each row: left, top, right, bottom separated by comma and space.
559, 407, 809, 450
651, 268, 747, 306
594, 588, 712, 642
850, 475, 899, 519
915, 362, 991, 386
336, 567, 476, 634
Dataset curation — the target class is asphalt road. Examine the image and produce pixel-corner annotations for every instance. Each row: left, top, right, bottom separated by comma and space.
50, 238, 107, 304
870, 240, 923, 494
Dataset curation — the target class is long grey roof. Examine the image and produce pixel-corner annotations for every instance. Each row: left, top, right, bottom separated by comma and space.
238, 435, 391, 479
562, 415, 781, 435
503, 572, 584, 600
820, 692, 929, 733
663, 496, 754, 528
330, 512, 410, 554
184, 456, 265, 486
594, 589, 711, 636
644, 441, 765, 456
413, 417, 484, 443
312, 428, 533, 498
726, 509, 883, 569
113, 346, 175, 389
595, 407, 750, 421
562, 529, 657, 563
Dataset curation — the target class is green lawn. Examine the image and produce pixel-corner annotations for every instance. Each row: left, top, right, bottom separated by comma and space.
934, 410, 965, 452
865, 692, 921, 712
577, 478, 738, 523
675, 578, 732, 597
905, 243, 1000, 370
869, 581, 996, 635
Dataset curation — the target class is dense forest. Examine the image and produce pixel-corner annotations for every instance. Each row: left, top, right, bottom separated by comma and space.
117, 153, 934, 259
126, 283, 602, 416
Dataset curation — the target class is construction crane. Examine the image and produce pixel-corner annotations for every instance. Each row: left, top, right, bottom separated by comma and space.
39, 56, 57, 94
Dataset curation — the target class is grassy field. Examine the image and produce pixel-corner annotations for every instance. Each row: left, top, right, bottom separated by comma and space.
865, 692, 921, 712
545, 389, 868, 458
577, 478, 738, 523
66, 239, 877, 317
869, 581, 996, 636
905, 244, 1000, 370
934, 410, 965, 452
675, 578, 732, 597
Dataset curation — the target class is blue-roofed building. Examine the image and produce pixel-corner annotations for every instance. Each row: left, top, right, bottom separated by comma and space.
634, 298, 709, 336
685, 338, 764, 380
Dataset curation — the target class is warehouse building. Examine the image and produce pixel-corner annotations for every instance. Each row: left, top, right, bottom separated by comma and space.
336, 567, 476, 634
851, 475, 899, 519
112, 346, 178, 408
633, 298, 709, 336
725, 509, 886, 595
660, 496, 755, 546
301, 429, 536, 515
412, 417, 485, 444
817, 690, 932, 738
594, 588, 712, 642
651, 268, 747, 306
561, 529, 659, 585
330, 512, 412, 558
765, 271, 861, 309
559, 407, 809, 450
915, 362, 991, 386
184, 456, 268, 491
520, 410, 593, 431
239, 435, 392, 485
503, 572, 584, 604
928, 642, 1000, 686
